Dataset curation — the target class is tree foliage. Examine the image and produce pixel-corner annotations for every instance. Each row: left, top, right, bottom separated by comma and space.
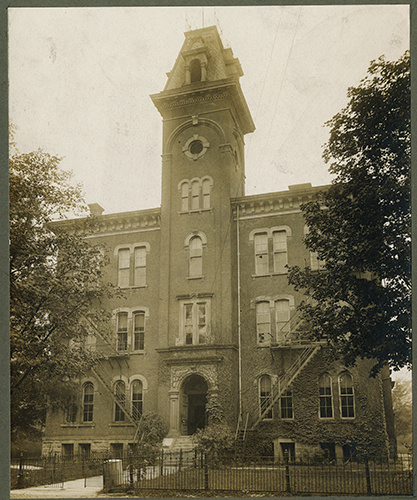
288, 52, 410, 375
10, 148, 116, 435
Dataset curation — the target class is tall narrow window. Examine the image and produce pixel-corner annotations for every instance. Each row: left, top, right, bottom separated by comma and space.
280, 390, 293, 419
319, 374, 333, 418
133, 312, 145, 350
202, 179, 211, 209
339, 373, 355, 418
83, 383, 94, 422
131, 380, 143, 421
273, 230, 287, 273
191, 181, 200, 210
275, 300, 290, 342
181, 182, 189, 211
184, 304, 193, 345
256, 301, 271, 344
114, 380, 126, 422
134, 247, 146, 287
190, 59, 202, 82
260, 375, 273, 419
118, 249, 130, 287
116, 312, 128, 351
189, 236, 203, 277
254, 233, 268, 274
197, 302, 207, 344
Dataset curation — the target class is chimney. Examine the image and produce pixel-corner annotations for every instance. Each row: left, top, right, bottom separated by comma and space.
88, 203, 104, 216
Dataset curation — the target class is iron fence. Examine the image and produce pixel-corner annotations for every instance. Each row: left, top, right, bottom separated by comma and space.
11, 450, 413, 496
103, 450, 413, 496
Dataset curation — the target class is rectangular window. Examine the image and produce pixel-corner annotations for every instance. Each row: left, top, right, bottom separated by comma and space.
117, 312, 128, 351
181, 299, 210, 345
260, 376, 273, 419
254, 233, 269, 275
134, 247, 146, 287
110, 443, 123, 458
256, 302, 271, 344
79, 443, 91, 457
319, 375, 333, 418
118, 249, 130, 287
62, 444, 74, 459
275, 300, 290, 342
273, 230, 287, 273
280, 390, 293, 419
133, 312, 145, 350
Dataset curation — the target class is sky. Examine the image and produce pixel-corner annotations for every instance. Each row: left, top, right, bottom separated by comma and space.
8, 5, 411, 381
9, 5, 410, 215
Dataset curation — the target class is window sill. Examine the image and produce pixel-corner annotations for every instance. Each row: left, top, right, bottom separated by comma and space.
116, 285, 148, 290
319, 417, 335, 421
252, 272, 288, 279
179, 209, 213, 215
61, 423, 95, 428
108, 423, 135, 427
186, 276, 204, 281
341, 417, 355, 420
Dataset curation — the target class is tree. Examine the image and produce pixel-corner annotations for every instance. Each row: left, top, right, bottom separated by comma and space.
288, 51, 410, 376
10, 148, 117, 438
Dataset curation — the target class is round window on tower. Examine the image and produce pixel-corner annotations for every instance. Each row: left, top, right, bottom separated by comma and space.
183, 135, 210, 161
189, 140, 203, 155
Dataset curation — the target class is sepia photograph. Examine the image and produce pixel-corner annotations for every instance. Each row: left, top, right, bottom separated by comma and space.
9, 4, 411, 497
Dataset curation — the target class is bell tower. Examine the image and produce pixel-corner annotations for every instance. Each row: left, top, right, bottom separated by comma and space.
152, 26, 254, 434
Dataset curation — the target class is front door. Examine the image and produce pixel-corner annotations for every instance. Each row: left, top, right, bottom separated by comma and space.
182, 375, 208, 435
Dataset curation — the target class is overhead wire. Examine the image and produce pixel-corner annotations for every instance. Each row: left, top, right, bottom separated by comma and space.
253, 6, 303, 190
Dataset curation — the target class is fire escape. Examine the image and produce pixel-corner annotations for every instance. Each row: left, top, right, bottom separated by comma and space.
253, 299, 324, 430
84, 320, 142, 441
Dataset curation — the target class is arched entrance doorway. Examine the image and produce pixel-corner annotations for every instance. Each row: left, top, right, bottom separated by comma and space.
181, 375, 208, 435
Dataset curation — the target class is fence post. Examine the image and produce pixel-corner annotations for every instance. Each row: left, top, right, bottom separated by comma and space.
204, 453, 209, 490
129, 449, 134, 485
284, 449, 291, 493
160, 449, 164, 476
364, 455, 372, 495
179, 448, 183, 472
17, 453, 24, 488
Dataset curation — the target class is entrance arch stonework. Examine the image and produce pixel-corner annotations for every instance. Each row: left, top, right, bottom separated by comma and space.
168, 364, 219, 436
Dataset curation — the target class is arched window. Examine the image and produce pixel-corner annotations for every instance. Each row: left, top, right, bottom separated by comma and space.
189, 236, 203, 277
256, 301, 271, 344
82, 383, 94, 422
254, 233, 269, 275
191, 181, 200, 210
114, 380, 126, 422
202, 179, 211, 209
259, 375, 273, 419
319, 374, 333, 418
133, 312, 145, 350
181, 182, 189, 211
118, 248, 130, 287
116, 312, 128, 351
131, 380, 143, 421
190, 59, 202, 83
339, 373, 355, 418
